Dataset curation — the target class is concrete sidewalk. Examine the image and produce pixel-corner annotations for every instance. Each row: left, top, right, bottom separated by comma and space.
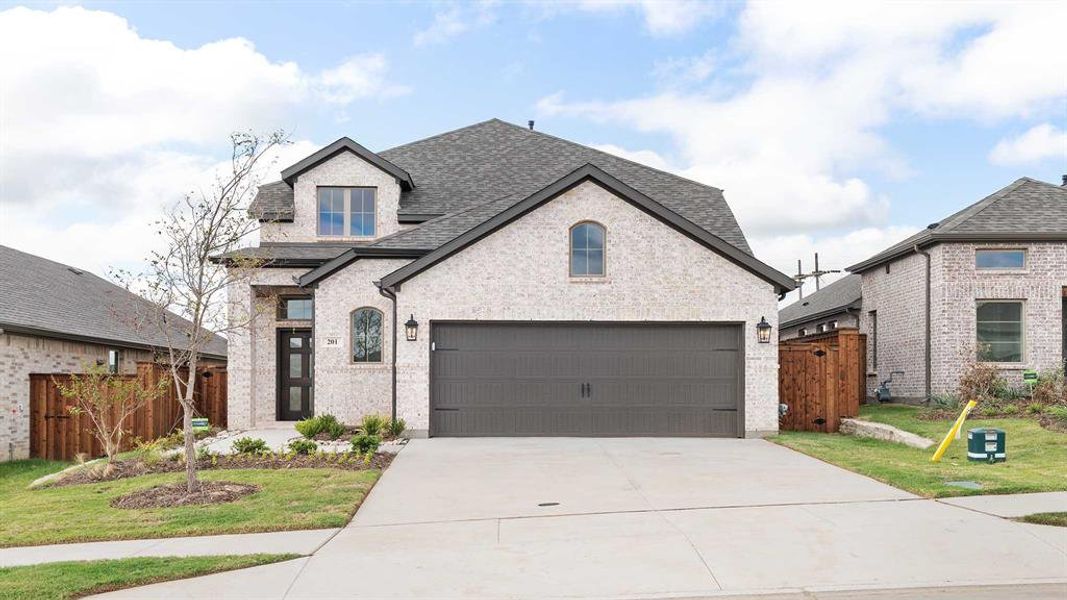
0, 529, 337, 568
939, 491, 1067, 517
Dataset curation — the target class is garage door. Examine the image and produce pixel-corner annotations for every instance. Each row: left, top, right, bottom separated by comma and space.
430, 322, 742, 437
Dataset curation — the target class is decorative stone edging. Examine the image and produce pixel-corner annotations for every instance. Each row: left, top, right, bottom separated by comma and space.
840, 418, 936, 450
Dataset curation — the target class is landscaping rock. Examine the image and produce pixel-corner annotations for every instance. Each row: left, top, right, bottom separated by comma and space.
840, 418, 936, 449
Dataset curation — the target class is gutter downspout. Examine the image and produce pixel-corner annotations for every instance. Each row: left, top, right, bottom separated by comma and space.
376, 282, 398, 422
913, 244, 932, 401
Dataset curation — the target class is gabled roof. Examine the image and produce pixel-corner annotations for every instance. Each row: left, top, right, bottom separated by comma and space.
280, 137, 414, 189
0, 245, 227, 358
779, 274, 862, 329
849, 177, 1067, 273
250, 119, 753, 254
368, 164, 794, 293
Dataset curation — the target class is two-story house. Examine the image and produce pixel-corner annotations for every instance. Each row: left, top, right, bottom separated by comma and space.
220, 119, 795, 438
849, 177, 1067, 401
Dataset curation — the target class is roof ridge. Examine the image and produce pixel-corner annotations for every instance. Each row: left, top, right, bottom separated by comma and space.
939, 178, 1030, 231
488, 118, 726, 194
379, 118, 506, 155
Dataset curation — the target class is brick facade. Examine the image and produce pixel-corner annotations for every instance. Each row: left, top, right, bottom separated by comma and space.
0, 333, 153, 461
859, 242, 1066, 401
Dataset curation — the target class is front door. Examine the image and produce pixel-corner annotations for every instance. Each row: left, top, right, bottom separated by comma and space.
279, 329, 313, 421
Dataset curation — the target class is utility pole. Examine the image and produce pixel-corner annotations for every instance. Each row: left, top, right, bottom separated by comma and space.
792, 253, 842, 298
812, 252, 840, 291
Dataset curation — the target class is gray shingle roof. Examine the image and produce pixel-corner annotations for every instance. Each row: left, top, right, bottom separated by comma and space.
0, 245, 227, 358
250, 118, 752, 255
849, 178, 1067, 272
779, 274, 862, 328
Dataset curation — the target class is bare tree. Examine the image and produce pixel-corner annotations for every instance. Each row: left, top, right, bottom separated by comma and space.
118, 131, 287, 493
55, 361, 167, 472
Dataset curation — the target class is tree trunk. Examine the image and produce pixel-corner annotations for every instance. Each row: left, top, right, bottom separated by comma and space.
183, 357, 200, 494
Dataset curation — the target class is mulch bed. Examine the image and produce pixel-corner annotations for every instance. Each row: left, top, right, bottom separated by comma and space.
1039, 414, 1067, 433
51, 452, 393, 488
110, 481, 260, 509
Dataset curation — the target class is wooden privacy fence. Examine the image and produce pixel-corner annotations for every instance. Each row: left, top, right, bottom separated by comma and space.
779, 327, 866, 433
29, 362, 227, 461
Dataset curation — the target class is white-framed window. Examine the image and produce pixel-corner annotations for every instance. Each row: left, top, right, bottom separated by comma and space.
976, 249, 1025, 270
317, 187, 377, 237
816, 324, 826, 333
976, 300, 1024, 362
107, 349, 121, 374
569, 221, 606, 277
798, 328, 808, 337
829, 320, 838, 329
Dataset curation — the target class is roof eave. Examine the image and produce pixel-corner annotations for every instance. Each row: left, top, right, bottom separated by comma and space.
779, 300, 862, 329
280, 138, 414, 190
0, 322, 227, 361
848, 232, 1067, 273
378, 164, 795, 293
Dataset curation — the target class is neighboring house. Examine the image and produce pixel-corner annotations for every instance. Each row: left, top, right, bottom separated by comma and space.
779, 274, 862, 340
848, 177, 1067, 402
0, 245, 227, 461
220, 119, 794, 438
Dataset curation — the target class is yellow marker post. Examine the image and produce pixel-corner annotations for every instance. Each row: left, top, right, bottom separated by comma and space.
931, 400, 977, 462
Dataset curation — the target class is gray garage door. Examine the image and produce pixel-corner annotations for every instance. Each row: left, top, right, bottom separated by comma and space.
430, 322, 742, 437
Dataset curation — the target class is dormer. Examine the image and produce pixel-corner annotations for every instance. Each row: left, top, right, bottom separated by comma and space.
253, 137, 414, 243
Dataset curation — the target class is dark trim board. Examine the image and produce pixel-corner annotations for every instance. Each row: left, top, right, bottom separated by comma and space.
428, 320, 746, 437
280, 137, 415, 190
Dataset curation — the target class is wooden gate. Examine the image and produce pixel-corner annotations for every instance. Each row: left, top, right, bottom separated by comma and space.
779, 328, 866, 433
29, 362, 227, 461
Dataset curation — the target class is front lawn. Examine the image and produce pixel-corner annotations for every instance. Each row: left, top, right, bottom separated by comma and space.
0, 554, 298, 600
1017, 512, 1067, 527
0, 460, 380, 547
773, 405, 1067, 497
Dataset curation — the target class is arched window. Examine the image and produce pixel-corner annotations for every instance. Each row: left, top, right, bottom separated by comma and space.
570, 222, 606, 277
351, 308, 383, 363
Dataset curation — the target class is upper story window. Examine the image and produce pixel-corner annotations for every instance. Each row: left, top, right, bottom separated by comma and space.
816, 323, 826, 333
279, 296, 313, 320
976, 249, 1025, 270
107, 349, 121, 374
570, 222, 605, 277
318, 187, 376, 237
977, 300, 1023, 363
352, 308, 383, 363
798, 328, 808, 336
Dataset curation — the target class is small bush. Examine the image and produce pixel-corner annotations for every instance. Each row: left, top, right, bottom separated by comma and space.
351, 433, 381, 455
387, 417, 406, 438
1001, 404, 1020, 415
325, 420, 347, 440
295, 417, 324, 439
930, 393, 960, 409
978, 405, 1001, 417
133, 437, 168, 466
288, 438, 318, 455
1048, 405, 1067, 422
196, 445, 216, 461
957, 361, 1006, 404
360, 414, 387, 437
232, 437, 270, 454
1032, 369, 1067, 406
1026, 402, 1046, 414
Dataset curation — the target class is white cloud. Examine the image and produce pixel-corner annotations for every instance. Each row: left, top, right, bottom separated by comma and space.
316, 54, 411, 103
989, 123, 1067, 166
413, 2, 497, 46
571, 1, 721, 36
537, 3, 1066, 238
590, 144, 672, 171
652, 51, 717, 87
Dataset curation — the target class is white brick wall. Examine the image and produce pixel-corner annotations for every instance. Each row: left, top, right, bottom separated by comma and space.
259, 151, 410, 243
0, 333, 152, 461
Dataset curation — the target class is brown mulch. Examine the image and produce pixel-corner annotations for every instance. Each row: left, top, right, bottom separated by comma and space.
1039, 415, 1067, 433
51, 451, 393, 488
110, 481, 260, 509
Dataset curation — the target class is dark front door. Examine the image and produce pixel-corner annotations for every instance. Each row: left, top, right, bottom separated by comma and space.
278, 329, 313, 421
430, 322, 742, 437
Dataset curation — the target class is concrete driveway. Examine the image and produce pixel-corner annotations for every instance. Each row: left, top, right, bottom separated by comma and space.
100, 438, 1067, 599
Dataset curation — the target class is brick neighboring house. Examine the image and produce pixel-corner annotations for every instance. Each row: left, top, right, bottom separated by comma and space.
778, 274, 862, 340
848, 177, 1067, 402
0, 245, 227, 461
219, 119, 795, 439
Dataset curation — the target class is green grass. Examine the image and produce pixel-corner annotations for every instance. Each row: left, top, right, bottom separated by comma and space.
0, 554, 298, 600
0, 460, 380, 547
772, 405, 1067, 497
1016, 512, 1067, 527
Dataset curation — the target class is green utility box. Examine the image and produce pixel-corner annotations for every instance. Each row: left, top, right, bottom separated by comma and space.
967, 428, 1006, 463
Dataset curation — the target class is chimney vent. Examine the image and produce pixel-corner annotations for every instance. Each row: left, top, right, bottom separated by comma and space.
1061, 174, 1066, 186
927, 222, 939, 230
528, 120, 535, 131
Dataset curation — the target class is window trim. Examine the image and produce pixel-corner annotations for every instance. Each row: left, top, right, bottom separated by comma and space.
107, 349, 121, 374
798, 328, 808, 337
278, 295, 314, 321
976, 299, 1025, 364
350, 307, 384, 364
316, 186, 378, 238
568, 221, 607, 278
975, 247, 1026, 271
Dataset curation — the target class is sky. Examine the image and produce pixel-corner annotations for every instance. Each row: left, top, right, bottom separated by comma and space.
1, 0, 1065, 305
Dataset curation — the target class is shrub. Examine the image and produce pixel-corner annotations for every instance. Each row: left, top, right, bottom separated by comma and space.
196, 445, 217, 461
351, 433, 381, 455
978, 405, 1001, 417
1032, 369, 1067, 406
1001, 404, 1020, 416
387, 417, 406, 438
957, 361, 1006, 404
1048, 405, 1067, 422
288, 438, 318, 455
360, 414, 387, 437
324, 419, 347, 440
295, 417, 325, 439
1027, 402, 1046, 415
232, 437, 270, 454
995, 385, 1027, 403
930, 393, 960, 409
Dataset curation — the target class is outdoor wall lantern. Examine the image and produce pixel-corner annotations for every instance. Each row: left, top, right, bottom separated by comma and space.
756, 316, 772, 344
404, 314, 419, 342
